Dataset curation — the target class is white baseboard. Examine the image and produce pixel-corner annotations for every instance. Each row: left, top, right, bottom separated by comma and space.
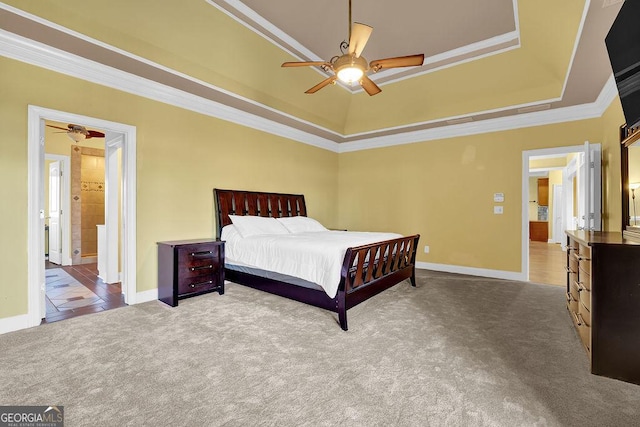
134, 288, 158, 304
0, 289, 158, 336
416, 262, 526, 282
0, 314, 32, 335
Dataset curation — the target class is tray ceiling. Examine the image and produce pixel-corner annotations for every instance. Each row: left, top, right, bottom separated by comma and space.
0, 0, 626, 147
209, 0, 519, 88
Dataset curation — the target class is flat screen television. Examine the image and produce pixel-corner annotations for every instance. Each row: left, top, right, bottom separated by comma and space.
605, 1, 640, 129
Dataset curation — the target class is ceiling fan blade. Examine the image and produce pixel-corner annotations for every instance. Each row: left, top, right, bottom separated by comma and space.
282, 61, 331, 68
348, 22, 373, 58
87, 130, 105, 138
305, 76, 337, 94
369, 54, 425, 71
46, 124, 70, 131
360, 75, 381, 96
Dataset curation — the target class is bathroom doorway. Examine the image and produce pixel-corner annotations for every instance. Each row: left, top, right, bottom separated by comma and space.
27, 106, 137, 327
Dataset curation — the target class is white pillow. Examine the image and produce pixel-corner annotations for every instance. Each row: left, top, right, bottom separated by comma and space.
220, 224, 242, 242
228, 215, 290, 238
276, 216, 328, 233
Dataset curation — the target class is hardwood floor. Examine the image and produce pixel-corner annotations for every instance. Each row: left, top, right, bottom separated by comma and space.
43, 261, 126, 324
529, 241, 566, 287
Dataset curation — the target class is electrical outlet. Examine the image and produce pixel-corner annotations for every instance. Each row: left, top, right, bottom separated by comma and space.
494, 206, 504, 214
424, 245, 430, 254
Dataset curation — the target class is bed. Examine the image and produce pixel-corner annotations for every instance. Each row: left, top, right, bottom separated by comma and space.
214, 189, 420, 330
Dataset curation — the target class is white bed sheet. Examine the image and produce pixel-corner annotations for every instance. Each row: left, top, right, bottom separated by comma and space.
222, 226, 401, 298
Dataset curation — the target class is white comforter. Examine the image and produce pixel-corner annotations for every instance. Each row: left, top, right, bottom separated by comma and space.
222, 227, 402, 298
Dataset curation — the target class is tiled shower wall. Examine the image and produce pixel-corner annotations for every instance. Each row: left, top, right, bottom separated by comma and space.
71, 146, 105, 264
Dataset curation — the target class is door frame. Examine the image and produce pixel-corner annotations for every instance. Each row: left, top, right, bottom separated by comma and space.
45, 154, 72, 266
27, 105, 137, 327
522, 144, 594, 281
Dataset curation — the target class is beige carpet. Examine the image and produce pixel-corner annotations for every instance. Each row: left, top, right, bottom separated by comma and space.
1, 270, 639, 426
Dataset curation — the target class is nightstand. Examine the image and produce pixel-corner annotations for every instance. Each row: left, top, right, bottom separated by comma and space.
157, 239, 225, 307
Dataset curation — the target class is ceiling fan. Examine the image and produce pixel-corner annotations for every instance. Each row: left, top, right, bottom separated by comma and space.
46, 124, 105, 142
282, 0, 424, 96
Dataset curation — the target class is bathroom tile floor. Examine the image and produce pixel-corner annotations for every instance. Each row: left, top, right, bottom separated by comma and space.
43, 262, 126, 324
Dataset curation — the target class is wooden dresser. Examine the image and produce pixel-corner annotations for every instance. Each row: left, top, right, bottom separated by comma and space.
565, 230, 640, 385
157, 239, 225, 307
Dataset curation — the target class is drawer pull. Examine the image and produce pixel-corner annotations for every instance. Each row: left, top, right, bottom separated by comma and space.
573, 311, 583, 326
189, 280, 213, 288
191, 250, 213, 257
575, 281, 584, 292
565, 266, 576, 273
190, 264, 213, 272
577, 256, 591, 261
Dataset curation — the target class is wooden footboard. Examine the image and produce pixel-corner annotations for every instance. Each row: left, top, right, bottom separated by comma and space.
336, 234, 420, 330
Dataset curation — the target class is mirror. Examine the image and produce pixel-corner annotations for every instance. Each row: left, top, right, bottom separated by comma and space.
621, 124, 640, 238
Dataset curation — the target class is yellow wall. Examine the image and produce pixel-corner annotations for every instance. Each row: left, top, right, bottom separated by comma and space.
0, 50, 629, 322
601, 99, 625, 231
0, 56, 338, 319
338, 119, 605, 272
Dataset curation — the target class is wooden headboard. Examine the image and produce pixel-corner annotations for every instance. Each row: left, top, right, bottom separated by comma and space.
214, 189, 307, 238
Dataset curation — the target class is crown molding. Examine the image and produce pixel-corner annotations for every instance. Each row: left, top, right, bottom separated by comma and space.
0, 29, 341, 152
338, 97, 610, 153
0, 9, 619, 154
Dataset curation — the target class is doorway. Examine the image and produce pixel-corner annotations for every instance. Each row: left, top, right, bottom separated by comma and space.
522, 143, 601, 285
43, 121, 127, 322
27, 105, 137, 328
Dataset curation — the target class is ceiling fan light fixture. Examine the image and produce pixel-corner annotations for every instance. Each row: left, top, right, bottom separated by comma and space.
67, 131, 86, 143
333, 54, 368, 84
337, 66, 364, 84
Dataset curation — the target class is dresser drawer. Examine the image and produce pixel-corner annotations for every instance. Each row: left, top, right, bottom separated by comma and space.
578, 267, 591, 291
566, 292, 579, 314
571, 310, 591, 353
578, 283, 591, 313
578, 300, 591, 327
577, 319, 591, 354
569, 278, 580, 301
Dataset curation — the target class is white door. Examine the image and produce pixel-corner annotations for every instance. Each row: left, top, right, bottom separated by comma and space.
560, 143, 602, 234
48, 161, 62, 264
581, 141, 602, 231
552, 184, 563, 243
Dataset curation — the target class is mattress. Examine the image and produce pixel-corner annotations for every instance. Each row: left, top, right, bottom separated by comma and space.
225, 263, 324, 291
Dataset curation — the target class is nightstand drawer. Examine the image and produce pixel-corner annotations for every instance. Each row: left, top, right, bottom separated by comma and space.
178, 245, 219, 261
177, 244, 222, 278
177, 274, 217, 295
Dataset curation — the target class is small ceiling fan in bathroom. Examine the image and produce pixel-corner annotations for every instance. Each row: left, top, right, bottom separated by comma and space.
46, 124, 105, 142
